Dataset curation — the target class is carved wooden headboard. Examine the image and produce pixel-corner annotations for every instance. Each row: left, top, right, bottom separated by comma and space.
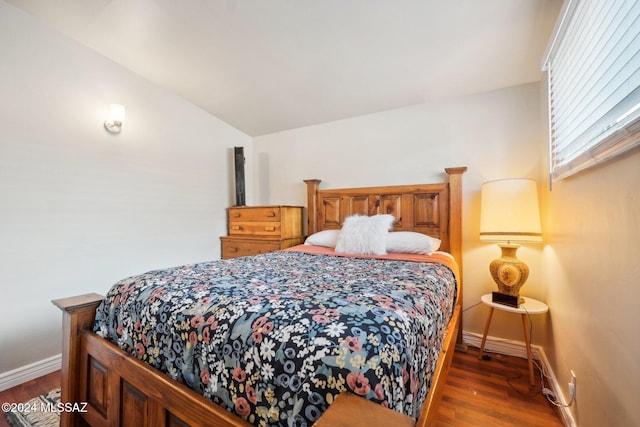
304, 167, 466, 263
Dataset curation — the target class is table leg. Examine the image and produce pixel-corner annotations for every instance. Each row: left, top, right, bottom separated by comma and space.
521, 313, 535, 386
478, 307, 494, 359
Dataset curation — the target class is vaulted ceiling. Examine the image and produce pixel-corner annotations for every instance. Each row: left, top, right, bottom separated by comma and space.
6, 0, 562, 136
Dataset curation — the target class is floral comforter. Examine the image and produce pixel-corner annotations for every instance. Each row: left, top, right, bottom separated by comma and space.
94, 247, 457, 427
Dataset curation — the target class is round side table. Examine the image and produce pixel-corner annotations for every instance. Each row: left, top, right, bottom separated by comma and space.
478, 294, 549, 386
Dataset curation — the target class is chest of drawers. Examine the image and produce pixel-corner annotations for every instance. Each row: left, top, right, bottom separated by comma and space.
220, 205, 304, 259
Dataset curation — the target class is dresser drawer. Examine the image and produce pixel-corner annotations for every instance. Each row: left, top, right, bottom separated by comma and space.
221, 238, 281, 259
228, 207, 280, 222
228, 221, 281, 237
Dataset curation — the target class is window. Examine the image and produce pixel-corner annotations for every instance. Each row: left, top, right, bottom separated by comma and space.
543, 0, 640, 181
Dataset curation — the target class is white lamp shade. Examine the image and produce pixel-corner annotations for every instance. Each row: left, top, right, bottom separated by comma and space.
480, 179, 542, 243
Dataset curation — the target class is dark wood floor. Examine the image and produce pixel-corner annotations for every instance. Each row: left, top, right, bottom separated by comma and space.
436, 346, 563, 426
1, 347, 563, 427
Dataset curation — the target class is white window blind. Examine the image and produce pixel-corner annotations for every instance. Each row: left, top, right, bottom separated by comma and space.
543, 0, 640, 181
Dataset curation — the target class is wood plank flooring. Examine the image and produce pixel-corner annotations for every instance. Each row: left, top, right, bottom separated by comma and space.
435, 346, 563, 427
0, 347, 563, 427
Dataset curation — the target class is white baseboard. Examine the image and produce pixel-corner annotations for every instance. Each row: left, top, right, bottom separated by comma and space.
0, 354, 62, 392
463, 331, 576, 427
463, 330, 542, 359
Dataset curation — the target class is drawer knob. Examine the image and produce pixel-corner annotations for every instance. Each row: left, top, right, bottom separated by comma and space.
267, 212, 276, 217
231, 212, 241, 218
231, 225, 242, 231
264, 226, 275, 231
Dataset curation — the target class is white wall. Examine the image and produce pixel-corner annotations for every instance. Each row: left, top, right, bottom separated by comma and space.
253, 82, 548, 343
0, 2, 251, 375
541, 148, 640, 426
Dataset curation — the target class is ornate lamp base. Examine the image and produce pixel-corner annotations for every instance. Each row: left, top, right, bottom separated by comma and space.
489, 244, 529, 304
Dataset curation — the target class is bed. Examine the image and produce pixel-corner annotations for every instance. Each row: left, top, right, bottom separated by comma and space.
53, 166, 466, 427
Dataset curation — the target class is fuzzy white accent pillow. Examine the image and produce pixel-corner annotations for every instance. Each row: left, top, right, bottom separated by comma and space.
386, 231, 441, 255
304, 229, 340, 247
334, 214, 395, 255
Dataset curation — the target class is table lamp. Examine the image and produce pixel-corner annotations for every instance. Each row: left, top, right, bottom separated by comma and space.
480, 179, 542, 306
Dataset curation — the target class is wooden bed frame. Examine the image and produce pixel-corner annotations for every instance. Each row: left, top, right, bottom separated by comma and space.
53, 166, 466, 427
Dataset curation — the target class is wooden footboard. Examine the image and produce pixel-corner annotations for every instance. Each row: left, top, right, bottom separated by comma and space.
52, 294, 103, 427
53, 296, 459, 427
53, 294, 252, 427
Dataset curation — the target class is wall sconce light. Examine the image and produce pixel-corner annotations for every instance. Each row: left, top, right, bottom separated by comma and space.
104, 104, 125, 134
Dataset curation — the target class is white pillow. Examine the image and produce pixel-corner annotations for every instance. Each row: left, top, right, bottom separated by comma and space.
334, 214, 395, 255
304, 229, 340, 247
386, 231, 441, 255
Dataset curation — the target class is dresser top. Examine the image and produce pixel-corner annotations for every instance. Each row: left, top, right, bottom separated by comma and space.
228, 205, 303, 209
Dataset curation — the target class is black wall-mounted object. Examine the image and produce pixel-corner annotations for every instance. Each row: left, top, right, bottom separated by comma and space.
234, 147, 246, 206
